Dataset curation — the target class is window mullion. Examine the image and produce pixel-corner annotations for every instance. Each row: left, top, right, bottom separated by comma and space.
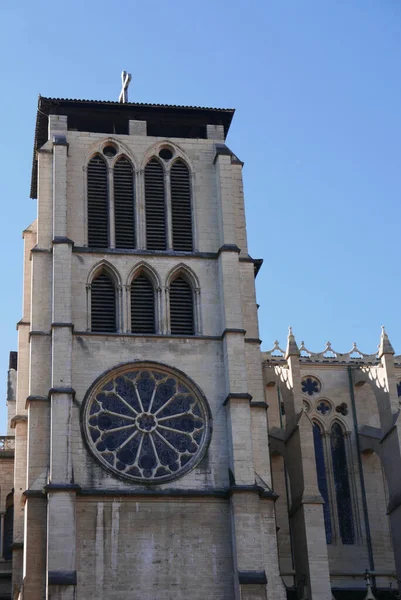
137, 169, 146, 249
165, 170, 172, 250
109, 165, 115, 248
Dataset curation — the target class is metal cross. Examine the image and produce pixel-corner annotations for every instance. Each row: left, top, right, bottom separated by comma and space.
119, 71, 132, 103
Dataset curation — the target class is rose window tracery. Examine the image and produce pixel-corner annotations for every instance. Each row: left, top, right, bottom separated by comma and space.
301, 376, 321, 396
83, 363, 211, 483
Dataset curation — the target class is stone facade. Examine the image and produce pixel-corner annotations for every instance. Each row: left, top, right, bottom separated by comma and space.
1, 94, 399, 599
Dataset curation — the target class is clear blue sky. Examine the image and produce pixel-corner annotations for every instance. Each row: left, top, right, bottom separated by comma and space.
1, 1, 400, 430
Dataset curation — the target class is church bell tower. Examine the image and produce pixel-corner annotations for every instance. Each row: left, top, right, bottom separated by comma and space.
13, 82, 286, 600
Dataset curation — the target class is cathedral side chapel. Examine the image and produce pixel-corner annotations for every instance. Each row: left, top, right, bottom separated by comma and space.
0, 79, 400, 599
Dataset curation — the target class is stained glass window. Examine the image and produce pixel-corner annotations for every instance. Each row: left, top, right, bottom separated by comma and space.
83, 363, 210, 484
301, 377, 321, 396
313, 424, 332, 544
397, 381, 401, 398
331, 423, 355, 544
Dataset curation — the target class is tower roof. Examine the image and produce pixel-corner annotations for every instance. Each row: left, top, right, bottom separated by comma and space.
30, 95, 235, 199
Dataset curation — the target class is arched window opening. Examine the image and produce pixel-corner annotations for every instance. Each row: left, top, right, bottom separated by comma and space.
331, 423, 355, 544
170, 160, 193, 251
87, 155, 109, 248
91, 272, 116, 333
145, 159, 166, 250
170, 276, 194, 335
3, 500, 13, 561
313, 423, 332, 544
131, 273, 155, 334
114, 157, 135, 249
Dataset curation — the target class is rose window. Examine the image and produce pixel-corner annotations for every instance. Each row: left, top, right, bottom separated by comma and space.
83, 363, 211, 484
301, 376, 321, 396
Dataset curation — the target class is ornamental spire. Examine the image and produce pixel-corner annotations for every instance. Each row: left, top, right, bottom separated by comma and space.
285, 326, 300, 359
378, 325, 394, 358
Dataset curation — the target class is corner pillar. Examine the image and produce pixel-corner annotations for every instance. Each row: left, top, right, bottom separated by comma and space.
282, 329, 331, 599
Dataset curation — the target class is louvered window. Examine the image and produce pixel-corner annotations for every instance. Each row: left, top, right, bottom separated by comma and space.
114, 157, 135, 248
171, 160, 193, 251
131, 274, 155, 333
145, 159, 166, 250
170, 277, 194, 335
91, 273, 116, 332
87, 155, 109, 247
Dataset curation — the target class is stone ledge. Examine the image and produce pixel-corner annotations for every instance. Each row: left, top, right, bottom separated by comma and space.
223, 393, 253, 406
25, 395, 49, 409
222, 328, 246, 337
245, 337, 262, 344
217, 244, 241, 256
250, 402, 268, 409
51, 322, 74, 330
78, 488, 228, 499
48, 571, 77, 586
52, 135, 68, 146
53, 236, 74, 245
10, 415, 27, 429
44, 484, 81, 494
238, 571, 267, 585
48, 387, 76, 398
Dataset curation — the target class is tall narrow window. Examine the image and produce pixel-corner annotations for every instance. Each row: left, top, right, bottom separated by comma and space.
3, 502, 13, 561
145, 159, 166, 250
114, 157, 135, 248
91, 272, 116, 333
87, 155, 108, 247
171, 160, 193, 251
331, 423, 355, 544
313, 423, 332, 544
131, 273, 155, 334
170, 276, 194, 335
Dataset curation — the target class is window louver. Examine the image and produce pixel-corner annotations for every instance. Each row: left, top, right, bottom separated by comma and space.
171, 160, 193, 251
145, 159, 166, 250
114, 157, 135, 248
87, 155, 108, 247
170, 277, 194, 335
91, 273, 116, 332
131, 274, 155, 333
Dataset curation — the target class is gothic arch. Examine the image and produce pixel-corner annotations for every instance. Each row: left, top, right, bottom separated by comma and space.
328, 416, 349, 433
311, 416, 326, 433
84, 138, 138, 170
87, 260, 122, 287
86, 261, 122, 332
165, 263, 200, 290
165, 264, 201, 335
127, 262, 161, 334
126, 261, 161, 289
140, 140, 194, 173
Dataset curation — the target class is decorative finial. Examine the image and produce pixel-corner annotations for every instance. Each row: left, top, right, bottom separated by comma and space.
378, 325, 394, 358
363, 570, 377, 599
285, 326, 300, 359
119, 70, 132, 103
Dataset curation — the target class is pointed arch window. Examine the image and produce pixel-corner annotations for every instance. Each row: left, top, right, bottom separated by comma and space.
91, 272, 116, 333
114, 157, 135, 248
145, 159, 166, 250
331, 423, 355, 544
87, 155, 109, 248
313, 423, 332, 544
171, 160, 193, 251
170, 276, 194, 335
131, 273, 155, 334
